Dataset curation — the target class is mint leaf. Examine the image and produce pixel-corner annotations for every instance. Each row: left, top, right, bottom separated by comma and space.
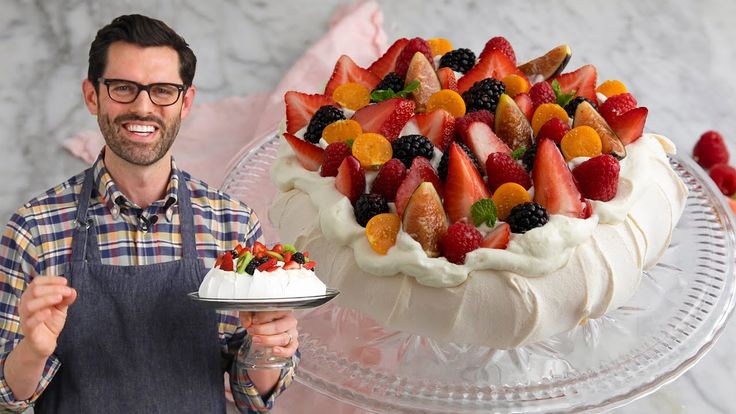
471, 198, 497, 227
551, 79, 575, 108
511, 146, 527, 160
370, 80, 420, 102
397, 80, 420, 98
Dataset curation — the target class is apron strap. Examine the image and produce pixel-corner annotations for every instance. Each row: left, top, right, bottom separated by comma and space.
176, 174, 198, 260
70, 168, 101, 264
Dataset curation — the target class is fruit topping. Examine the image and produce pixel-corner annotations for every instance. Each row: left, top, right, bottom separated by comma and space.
536, 117, 570, 144
437, 141, 483, 181
596, 79, 627, 98
426, 90, 466, 118
395, 157, 443, 217
607, 106, 648, 146
439, 221, 482, 264
428, 38, 454, 57
513, 92, 533, 122
518, 44, 572, 82
470, 198, 498, 227
403, 182, 448, 257
244, 256, 270, 275
370, 158, 407, 201
506, 202, 549, 234
462, 78, 506, 113
365, 213, 401, 255
457, 50, 521, 94
480, 222, 510, 249
709, 163, 736, 196
335, 156, 366, 205
693, 130, 730, 170
454, 110, 495, 142
257, 258, 278, 272
531, 103, 569, 136
572, 154, 620, 201
501, 74, 531, 97
521, 143, 537, 172
352, 132, 393, 169
284, 91, 337, 135
485, 152, 532, 192
355, 193, 390, 227
560, 125, 603, 161
405, 52, 442, 109
492, 182, 532, 220
552, 64, 597, 102
368, 38, 410, 79
598, 93, 637, 125
351, 98, 416, 141
528, 81, 556, 112
404, 109, 456, 150
572, 101, 626, 159
395, 37, 434, 78
322, 119, 363, 144
494, 94, 533, 150
283, 132, 324, 171
332, 82, 371, 110
478, 36, 517, 65
325, 55, 381, 98
219, 251, 234, 271
304, 105, 346, 144
444, 142, 492, 223
564, 96, 597, 118
436, 67, 458, 91
464, 121, 511, 174
532, 138, 586, 217
290, 251, 306, 264
391, 134, 435, 168
320, 141, 352, 177
439, 48, 477, 74
373, 72, 406, 97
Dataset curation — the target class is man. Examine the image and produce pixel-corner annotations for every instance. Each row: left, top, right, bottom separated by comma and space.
0, 14, 298, 413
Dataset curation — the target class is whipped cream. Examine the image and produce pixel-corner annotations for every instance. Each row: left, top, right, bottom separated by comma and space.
198, 264, 326, 299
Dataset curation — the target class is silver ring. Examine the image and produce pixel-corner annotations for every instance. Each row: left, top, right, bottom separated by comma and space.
286, 332, 293, 346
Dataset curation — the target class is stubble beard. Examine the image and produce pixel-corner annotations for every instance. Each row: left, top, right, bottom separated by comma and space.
98, 111, 181, 166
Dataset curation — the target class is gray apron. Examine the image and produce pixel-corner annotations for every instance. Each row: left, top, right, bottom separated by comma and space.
35, 168, 226, 413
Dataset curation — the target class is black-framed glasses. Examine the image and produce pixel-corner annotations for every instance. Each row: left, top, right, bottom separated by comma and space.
98, 78, 187, 106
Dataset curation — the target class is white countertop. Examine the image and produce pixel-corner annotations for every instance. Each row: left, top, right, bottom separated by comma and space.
1, 1, 735, 413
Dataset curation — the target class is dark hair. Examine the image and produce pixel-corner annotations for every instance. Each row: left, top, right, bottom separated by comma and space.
88, 14, 196, 87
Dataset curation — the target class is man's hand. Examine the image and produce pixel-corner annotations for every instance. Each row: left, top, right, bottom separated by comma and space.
239, 311, 298, 358
18, 275, 77, 359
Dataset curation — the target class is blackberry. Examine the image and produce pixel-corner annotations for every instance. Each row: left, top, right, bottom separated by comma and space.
462, 78, 505, 113
291, 252, 305, 264
391, 134, 435, 168
506, 202, 549, 234
373, 72, 405, 94
438, 142, 483, 181
354, 193, 390, 227
522, 142, 537, 172
438, 48, 476, 74
304, 105, 345, 144
244, 256, 270, 275
564, 96, 597, 118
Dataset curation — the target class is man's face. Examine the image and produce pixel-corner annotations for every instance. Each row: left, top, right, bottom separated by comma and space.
82, 41, 195, 167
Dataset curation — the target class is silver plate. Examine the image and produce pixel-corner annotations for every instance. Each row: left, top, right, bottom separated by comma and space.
188, 288, 339, 311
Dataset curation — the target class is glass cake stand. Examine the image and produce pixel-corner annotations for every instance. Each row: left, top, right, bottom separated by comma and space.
221, 132, 736, 413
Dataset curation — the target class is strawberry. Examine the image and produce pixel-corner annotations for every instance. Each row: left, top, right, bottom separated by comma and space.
272, 243, 284, 254
607, 107, 648, 145
536, 117, 570, 144
513, 92, 533, 122
693, 130, 730, 170
552, 64, 597, 102
252, 241, 267, 257
283, 132, 324, 171
284, 91, 336, 134
598, 93, 638, 125
528, 81, 556, 111
436, 67, 458, 91
444, 142, 492, 223
479, 36, 517, 65
394, 157, 443, 218
324, 55, 381, 98
351, 98, 416, 141
335, 156, 366, 205
302, 261, 317, 270
394, 37, 434, 78
457, 50, 525, 94
485, 152, 532, 192
532, 138, 586, 217
219, 251, 234, 271
464, 122, 511, 174
407, 109, 456, 150
439, 221, 483, 264
454, 110, 495, 142
368, 38, 410, 79
572, 154, 620, 201
370, 158, 407, 201
257, 258, 278, 272
282, 260, 301, 270
480, 222, 510, 249
320, 141, 352, 177
709, 163, 736, 196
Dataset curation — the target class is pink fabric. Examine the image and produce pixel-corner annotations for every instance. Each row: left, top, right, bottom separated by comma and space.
63, 0, 386, 189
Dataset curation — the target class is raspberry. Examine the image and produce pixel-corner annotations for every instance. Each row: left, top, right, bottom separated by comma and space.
320, 141, 352, 177
598, 93, 637, 124
304, 105, 345, 144
529, 81, 556, 111
709, 163, 736, 196
479, 36, 517, 65
485, 152, 532, 192
572, 154, 620, 201
564, 96, 597, 118
693, 130, 729, 170
462, 78, 506, 113
354, 193, 390, 227
439, 222, 482, 264
536, 117, 570, 144
507, 202, 549, 234
394, 37, 433, 78
437, 141, 482, 181
454, 110, 494, 141
391, 134, 435, 168
370, 158, 407, 201
438, 48, 476, 74
373, 72, 405, 95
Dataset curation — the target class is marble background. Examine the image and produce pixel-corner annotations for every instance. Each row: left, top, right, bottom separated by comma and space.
2, 0, 736, 413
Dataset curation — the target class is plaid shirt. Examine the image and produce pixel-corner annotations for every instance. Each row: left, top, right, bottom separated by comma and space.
0, 153, 295, 413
